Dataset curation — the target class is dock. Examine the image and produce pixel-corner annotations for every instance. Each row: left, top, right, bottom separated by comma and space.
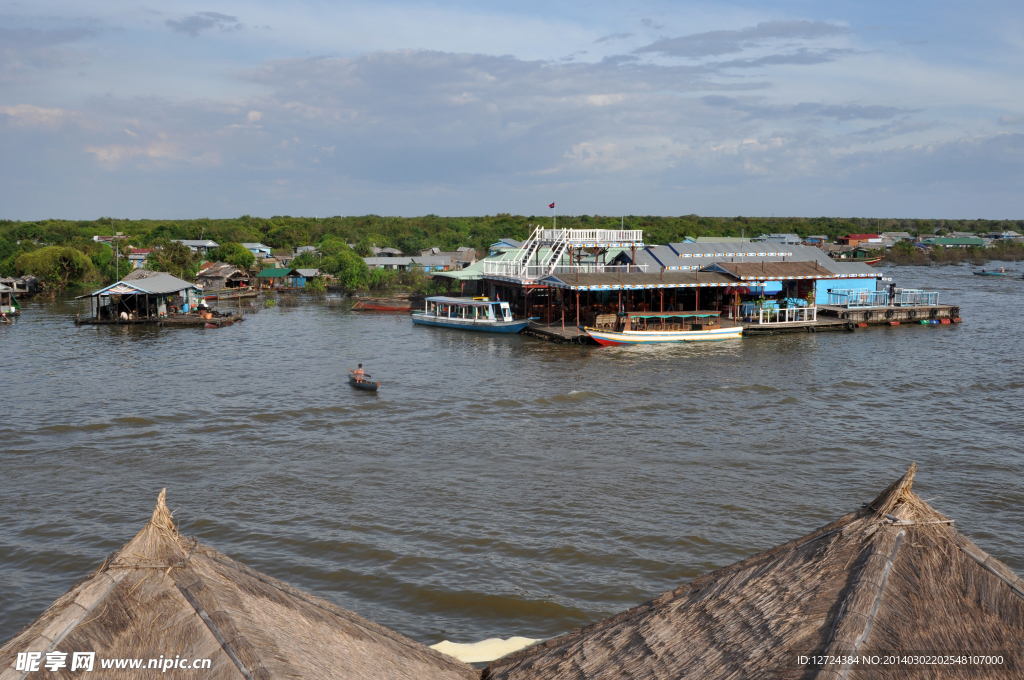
75, 313, 241, 328
818, 303, 961, 326
740, 318, 854, 335
524, 321, 596, 344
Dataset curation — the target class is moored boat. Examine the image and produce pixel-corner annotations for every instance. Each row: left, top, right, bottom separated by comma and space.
411, 296, 528, 333
351, 296, 419, 311
582, 311, 743, 346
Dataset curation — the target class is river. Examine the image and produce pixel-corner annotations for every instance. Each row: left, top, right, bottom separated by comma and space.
1, 263, 1022, 646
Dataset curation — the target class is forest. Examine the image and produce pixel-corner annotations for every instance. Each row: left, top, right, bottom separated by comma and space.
3, 214, 1022, 293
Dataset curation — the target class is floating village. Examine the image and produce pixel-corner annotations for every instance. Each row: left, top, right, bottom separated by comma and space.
5, 228, 1024, 679
2, 228, 977, 342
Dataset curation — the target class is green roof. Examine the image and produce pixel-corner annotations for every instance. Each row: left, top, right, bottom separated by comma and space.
257, 268, 295, 277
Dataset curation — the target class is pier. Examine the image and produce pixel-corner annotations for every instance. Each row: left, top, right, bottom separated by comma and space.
524, 321, 595, 344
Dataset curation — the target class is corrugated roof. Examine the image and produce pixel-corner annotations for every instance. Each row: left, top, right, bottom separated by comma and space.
295, 268, 320, 277
543, 271, 738, 290
80, 273, 195, 298
711, 261, 835, 280
256, 268, 296, 277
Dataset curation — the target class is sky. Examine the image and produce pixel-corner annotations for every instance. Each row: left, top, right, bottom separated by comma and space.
0, 0, 1022, 219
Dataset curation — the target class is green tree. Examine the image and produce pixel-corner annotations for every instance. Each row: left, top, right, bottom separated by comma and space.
208, 242, 256, 269
322, 249, 369, 291
305, 276, 327, 293
15, 246, 97, 292
146, 239, 200, 280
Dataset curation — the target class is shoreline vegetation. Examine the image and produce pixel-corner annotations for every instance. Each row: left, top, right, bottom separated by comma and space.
3, 214, 1023, 294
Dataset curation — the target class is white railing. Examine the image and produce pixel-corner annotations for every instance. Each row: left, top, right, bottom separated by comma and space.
828, 290, 889, 308
895, 289, 939, 306
538, 229, 643, 243
481, 261, 647, 278
749, 306, 817, 324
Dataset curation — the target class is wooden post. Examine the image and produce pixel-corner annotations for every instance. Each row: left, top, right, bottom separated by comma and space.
660, 289, 663, 313
576, 290, 580, 328
561, 288, 565, 330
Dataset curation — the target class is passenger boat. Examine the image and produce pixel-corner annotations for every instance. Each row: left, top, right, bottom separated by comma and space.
411, 296, 529, 333
349, 375, 380, 391
828, 253, 883, 266
974, 267, 1009, 276
582, 311, 743, 346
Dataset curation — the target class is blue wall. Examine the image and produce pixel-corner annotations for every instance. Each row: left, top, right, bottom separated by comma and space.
815, 278, 876, 305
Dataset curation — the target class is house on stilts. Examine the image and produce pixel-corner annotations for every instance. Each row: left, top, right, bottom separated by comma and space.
0, 490, 479, 680
483, 464, 1024, 679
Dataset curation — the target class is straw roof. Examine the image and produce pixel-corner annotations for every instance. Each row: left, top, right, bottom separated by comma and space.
484, 465, 1024, 680
0, 491, 479, 680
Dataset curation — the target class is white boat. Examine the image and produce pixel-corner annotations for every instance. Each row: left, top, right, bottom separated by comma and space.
582, 311, 743, 345
411, 296, 529, 334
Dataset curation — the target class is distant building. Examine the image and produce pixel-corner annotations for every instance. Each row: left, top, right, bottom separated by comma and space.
752, 233, 801, 245
804, 235, 829, 244
489, 238, 523, 255
694, 237, 751, 244
838, 233, 882, 246
242, 242, 272, 259
196, 263, 250, 291
127, 248, 152, 269
419, 247, 477, 269
172, 239, 219, 254
371, 246, 404, 257
919, 237, 985, 248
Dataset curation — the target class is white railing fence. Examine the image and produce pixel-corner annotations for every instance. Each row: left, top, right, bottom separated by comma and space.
751, 306, 817, 324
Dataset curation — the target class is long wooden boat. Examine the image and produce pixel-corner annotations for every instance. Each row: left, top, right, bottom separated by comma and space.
351, 297, 415, 311
583, 311, 743, 346
349, 375, 380, 391
829, 253, 883, 266
411, 296, 528, 334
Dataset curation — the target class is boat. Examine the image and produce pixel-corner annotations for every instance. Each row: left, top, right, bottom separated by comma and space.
351, 295, 421, 311
411, 296, 529, 333
349, 375, 380, 391
582, 311, 743, 346
828, 252, 883, 266
974, 267, 1009, 276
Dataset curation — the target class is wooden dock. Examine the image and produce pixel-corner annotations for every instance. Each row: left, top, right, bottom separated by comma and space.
524, 321, 596, 344
75, 313, 241, 328
817, 304, 961, 326
741, 318, 854, 335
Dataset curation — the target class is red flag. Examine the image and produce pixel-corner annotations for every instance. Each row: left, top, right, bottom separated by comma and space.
549, 202, 555, 209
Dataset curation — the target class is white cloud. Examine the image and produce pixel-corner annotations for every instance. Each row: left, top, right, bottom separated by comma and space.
0, 104, 79, 127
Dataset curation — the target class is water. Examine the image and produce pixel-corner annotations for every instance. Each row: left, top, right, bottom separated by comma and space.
1, 264, 1022, 645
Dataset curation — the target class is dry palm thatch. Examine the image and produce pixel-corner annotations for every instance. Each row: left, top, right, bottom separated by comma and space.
0, 490, 479, 680
484, 464, 1024, 680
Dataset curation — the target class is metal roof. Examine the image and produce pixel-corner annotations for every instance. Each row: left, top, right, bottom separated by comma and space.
173, 239, 219, 248
425, 296, 503, 306
78, 273, 195, 298
294, 268, 320, 278
542, 271, 738, 291
256, 268, 296, 277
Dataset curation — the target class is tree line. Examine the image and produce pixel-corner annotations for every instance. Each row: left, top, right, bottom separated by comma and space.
3, 214, 1022, 293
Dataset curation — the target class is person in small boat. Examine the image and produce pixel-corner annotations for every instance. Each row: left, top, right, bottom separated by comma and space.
350, 364, 366, 382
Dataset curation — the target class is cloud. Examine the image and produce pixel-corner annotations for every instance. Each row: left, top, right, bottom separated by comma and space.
595, 33, 632, 44
86, 137, 220, 167
0, 104, 80, 127
0, 27, 95, 82
635, 20, 849, 58
713, 48, 857, 69
641, 19, 665, 30
1000, 114, 1024, 125
166, 12, 243, 38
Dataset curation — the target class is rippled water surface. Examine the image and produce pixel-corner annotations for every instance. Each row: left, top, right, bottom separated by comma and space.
2, 264, 1022, 645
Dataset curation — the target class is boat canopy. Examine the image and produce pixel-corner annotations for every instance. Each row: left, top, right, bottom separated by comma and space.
626, 311, 720, 318
426, 296, 505, 306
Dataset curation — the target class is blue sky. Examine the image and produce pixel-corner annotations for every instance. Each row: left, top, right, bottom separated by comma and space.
1, 0, 1021, 219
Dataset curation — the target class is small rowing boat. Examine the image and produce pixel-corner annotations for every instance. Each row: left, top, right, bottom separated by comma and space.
974, 267, 1009, 276
411, 296, 528, 334
349, 375, 380, 391
583, 311, 743, 346
351, 296, 418, 312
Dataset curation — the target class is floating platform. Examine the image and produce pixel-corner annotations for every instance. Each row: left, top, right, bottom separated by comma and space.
75, 313, 241, 328
524, 321, 597, 344
818, 304, 961, 325
740, 318, 855, 335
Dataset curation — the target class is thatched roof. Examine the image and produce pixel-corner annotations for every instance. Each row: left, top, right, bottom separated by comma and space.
0, 491, 479, 680
484, 465, 1024, 680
